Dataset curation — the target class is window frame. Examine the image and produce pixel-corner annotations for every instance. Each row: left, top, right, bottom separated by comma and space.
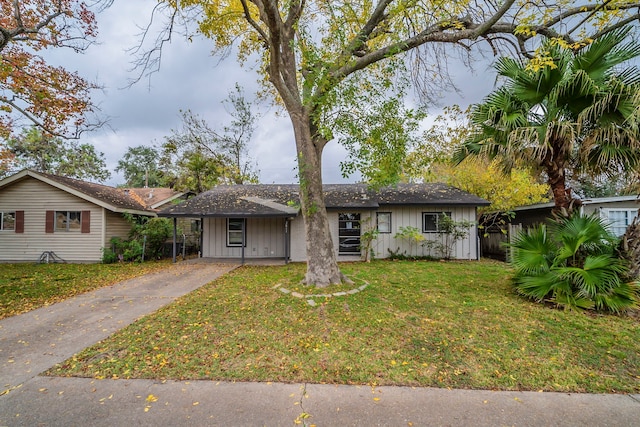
54, 211, 82, 232
227, 218, 246, 247
376, 212, 392, 234
422, 211, 451, 233
602, 208, 638, 237
0, 211, 16, 231
338, 212, 361, 254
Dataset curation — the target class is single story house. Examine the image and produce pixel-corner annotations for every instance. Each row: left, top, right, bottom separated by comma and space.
511, 195, 640, 236
158, 183, 490, 262
0, 170, 187, 263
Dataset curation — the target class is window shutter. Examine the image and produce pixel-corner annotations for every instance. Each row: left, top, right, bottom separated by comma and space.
81, 211, 90, 233
15, 211, 24, 233
45, 211, 54, 233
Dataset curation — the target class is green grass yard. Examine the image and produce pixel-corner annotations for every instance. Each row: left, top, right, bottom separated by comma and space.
46, 260, 640, 393
0, 261, 172, 320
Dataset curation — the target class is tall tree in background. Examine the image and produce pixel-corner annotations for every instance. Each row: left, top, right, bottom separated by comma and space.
0, 146, 14, 178
455, 28, 640, 214
218, 84, 259, 184
404, 106, 549, 217
150, 0, 638, 286
5, 127, 110, 181
159, 86, 259, 192
115, 145, 165, 188
0, 0, 109, 139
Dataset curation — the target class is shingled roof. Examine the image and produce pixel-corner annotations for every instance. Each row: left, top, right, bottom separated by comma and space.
158, 183, 490, 218
0, 170, 171, 215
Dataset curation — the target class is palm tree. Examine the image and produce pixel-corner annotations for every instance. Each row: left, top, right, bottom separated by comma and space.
509, 212, 639, 313
454, 27, 640, 213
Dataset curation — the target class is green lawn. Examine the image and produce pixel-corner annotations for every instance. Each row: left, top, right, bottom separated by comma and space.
0, 261, 172, 320
48, 260, 640, 393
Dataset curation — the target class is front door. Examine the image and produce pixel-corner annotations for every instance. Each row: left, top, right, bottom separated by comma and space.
338, 213, 361, 254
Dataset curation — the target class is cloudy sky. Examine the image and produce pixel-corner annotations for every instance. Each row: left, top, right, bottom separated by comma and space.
54, 0, 496, 187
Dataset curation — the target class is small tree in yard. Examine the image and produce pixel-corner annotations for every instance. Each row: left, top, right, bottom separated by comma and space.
427, 216, 474, 260
359, 217, 379, 263
393, 226, 425, 259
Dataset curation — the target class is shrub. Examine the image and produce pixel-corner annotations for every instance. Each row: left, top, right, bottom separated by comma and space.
509, 212, 640, 313
101, 216, 172, 263
129, 217, 172, 260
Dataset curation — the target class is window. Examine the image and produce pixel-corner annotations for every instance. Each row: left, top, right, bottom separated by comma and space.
604, 209, 638, 237
46, 210, 89, 233
227, 218, 245, 247
1, 211, 15, 231
376, 212, 391, 233
422, 212, 451, 233
338, 213, 361, 254
55, 211, 82, 232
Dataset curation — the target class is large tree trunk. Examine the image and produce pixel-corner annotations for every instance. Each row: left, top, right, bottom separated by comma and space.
545, 149, 578, 216
289, 110, 345, 287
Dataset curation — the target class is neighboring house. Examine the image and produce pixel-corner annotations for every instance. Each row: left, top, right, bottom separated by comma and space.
0, 170, 186, 263
480, 195, 640, 260
158, 183, 490, 262
511, 195, 640, 237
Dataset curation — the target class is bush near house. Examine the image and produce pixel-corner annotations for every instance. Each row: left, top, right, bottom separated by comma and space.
102, 216, 172, 263
509, 212, 640, 313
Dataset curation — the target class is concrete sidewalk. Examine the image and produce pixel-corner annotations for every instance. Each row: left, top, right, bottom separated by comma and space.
2, 377, 639, 426
1, 261, 639, 426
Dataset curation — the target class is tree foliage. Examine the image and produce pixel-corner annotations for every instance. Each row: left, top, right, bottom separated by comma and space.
404, 106, 549, 214
455, 27, 640, 213
146, 0, 638, 286
115, 145, 165, 188
3, 127, 110, 181
510, 212, 639, 313
159, 86, 259, 193
0, 0, 109, 138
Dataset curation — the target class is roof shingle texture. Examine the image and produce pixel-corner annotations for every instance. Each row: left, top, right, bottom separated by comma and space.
158, 183, 490, 217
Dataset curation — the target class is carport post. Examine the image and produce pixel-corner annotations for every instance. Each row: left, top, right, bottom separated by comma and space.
172, 217, 177, 263
241, 218, 246, 265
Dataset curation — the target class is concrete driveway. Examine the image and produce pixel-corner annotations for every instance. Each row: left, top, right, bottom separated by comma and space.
0, 261, 236, 395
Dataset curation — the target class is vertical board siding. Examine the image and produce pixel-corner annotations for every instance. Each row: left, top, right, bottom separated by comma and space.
0, 178, 106, 262
202, 217, 286, 258
372, 206, 479, 260
289, 216, 306, 262
201, 206, 480, 261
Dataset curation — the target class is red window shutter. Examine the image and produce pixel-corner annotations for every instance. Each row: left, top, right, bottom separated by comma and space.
45, 211, 54, 233
81, 211, 90, 233
15, 211, 24, 233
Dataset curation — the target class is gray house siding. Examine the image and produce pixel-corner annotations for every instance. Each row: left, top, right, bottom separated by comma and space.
288, 206, 480, 262
202, 217, 287, 258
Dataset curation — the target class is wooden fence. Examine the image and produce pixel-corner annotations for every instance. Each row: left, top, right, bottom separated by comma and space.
480, 224, 523, 261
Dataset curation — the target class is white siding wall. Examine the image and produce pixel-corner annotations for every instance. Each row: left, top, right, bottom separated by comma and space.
583, 202, 640, 216
202, 217, 287, 258
288, 206, 479, 261
0, 179, 106, 262
105, 211, 133, 240
290, 216, 306, 262
370, 206, 479, 260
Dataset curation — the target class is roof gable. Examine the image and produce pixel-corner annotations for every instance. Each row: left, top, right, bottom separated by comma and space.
0, 170, 155, 215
